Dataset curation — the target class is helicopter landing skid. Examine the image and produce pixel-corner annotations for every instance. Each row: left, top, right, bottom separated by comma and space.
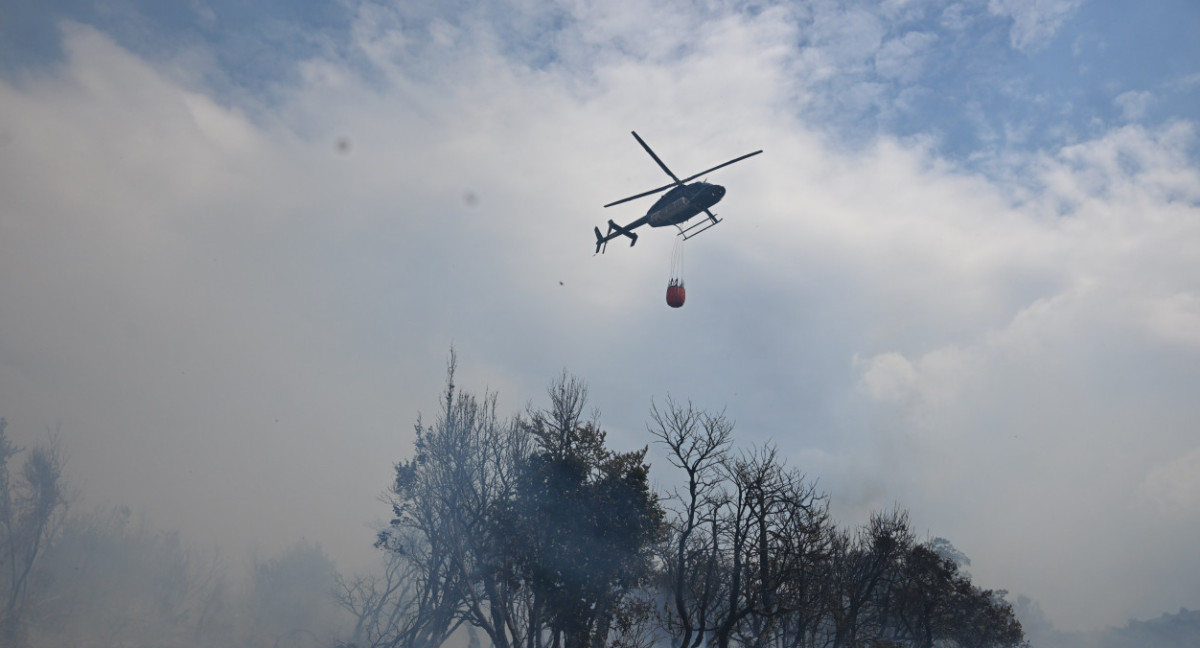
678, 215, 722, 240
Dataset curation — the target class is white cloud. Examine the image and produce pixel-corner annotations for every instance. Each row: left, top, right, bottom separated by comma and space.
856, 346, 975, 412
857, 351, 918, 403
1144, 292, 1200, 351
1114, 89, 1154, 122
822, 119, 1200, 630
874, 31, 937, 82
988, 0, 1086, 53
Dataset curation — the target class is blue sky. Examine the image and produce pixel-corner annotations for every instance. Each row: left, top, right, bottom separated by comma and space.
2, 0, 1199, 641
7, 0, 1198, 160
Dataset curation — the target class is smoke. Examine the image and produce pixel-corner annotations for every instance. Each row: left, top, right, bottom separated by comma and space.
23, 504, 349, 648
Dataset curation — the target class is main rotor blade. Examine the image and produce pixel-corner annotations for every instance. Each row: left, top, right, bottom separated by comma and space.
632, 131, 681, 183
678, 149, 763, 184
603, 181, 677, 208
602, 136, 763, 209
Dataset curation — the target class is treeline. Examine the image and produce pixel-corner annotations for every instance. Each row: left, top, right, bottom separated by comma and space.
337, 361, 1026, 648
1017, 599, 1200, 648
1098, 608, 1200, 648
1, 361, 1028, 648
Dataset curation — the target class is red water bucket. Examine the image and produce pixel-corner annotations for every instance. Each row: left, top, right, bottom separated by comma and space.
666, 283, 686, 308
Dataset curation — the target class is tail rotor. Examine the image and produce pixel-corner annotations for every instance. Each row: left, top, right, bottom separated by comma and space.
594, 220, 638, 254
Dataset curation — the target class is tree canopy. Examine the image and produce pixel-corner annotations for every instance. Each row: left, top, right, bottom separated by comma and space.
344, 361, 1028, 648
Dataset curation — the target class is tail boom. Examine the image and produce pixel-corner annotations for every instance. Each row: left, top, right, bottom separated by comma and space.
594, 219, 639, 254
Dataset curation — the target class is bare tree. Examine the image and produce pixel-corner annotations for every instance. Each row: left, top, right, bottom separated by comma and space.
650, 404, 833, 648
0, 419, 67, 646
711, 447, 829, 648
648, 398, 733, 648
335, 552, 422, 648
738, 458, 832, 648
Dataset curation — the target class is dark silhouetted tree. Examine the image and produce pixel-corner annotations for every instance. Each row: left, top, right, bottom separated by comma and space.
826, 508, 914, 648
708, 446, 830, 648
503, 372, 664, 648
649, 401, 833, 648
823, 511, 1026, 648
374, 362, 662, 648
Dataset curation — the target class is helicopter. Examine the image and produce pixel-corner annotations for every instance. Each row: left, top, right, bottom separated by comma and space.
594, 131, 762, 254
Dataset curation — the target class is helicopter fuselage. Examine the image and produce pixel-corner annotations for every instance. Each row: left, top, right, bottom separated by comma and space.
646, 182, 726, 228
